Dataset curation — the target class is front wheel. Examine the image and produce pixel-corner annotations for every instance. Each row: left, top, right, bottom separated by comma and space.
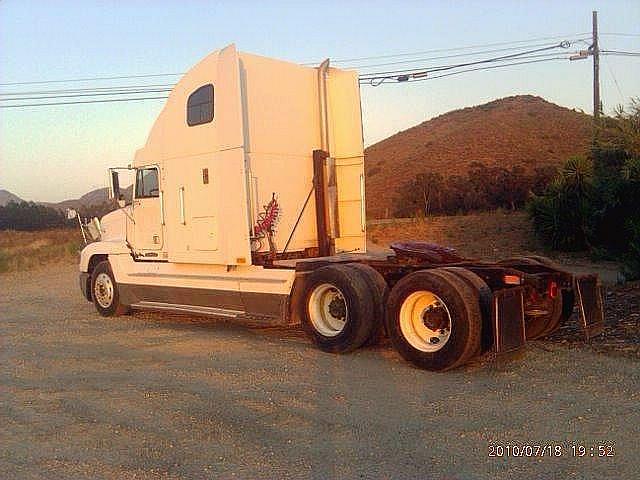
91, 260, 129, 316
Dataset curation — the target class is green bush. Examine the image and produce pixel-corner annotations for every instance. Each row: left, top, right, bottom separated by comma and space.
527, 156, 593, 251
528, 98, 640, 279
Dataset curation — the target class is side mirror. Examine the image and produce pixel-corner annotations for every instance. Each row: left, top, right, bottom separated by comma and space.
109, 170, 120, 200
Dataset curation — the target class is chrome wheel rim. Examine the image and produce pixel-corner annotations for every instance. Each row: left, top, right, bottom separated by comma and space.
399, 290, 452, 352
308, 283, 348, 337
94, 272, 114, 308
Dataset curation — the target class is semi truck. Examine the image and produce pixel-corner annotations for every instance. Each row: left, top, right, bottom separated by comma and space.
78, 44, 604, 371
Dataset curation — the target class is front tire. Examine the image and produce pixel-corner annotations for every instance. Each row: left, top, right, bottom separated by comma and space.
300, 264, 375, 353
91, 260, 129, 317
385, 268, 482, 371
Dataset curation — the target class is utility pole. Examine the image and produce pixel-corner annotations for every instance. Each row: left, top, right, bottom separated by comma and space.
592, 10, 600, 118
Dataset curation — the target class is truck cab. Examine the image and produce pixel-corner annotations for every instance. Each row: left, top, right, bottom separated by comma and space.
80, 43, 366, 325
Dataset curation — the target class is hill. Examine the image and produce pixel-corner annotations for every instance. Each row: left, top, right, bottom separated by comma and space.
364, 95, 592, 218
0, 189, 24, 206
42, 185, 133, 211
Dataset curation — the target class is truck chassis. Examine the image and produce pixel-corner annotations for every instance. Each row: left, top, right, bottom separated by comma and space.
80, 240, 604, 371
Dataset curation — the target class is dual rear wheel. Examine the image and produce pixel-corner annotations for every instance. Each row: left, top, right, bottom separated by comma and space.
299, 264, 385, 353
300, 264, 484, 370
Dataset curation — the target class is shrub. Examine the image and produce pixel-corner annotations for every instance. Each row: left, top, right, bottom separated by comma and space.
528, 98, 640, 279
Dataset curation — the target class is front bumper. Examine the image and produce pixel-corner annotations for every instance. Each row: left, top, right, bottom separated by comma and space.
79, 272, 91, 302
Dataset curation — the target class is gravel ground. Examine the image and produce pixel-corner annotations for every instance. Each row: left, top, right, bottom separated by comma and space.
547, 282, 640, 359
1, 263, 638, 479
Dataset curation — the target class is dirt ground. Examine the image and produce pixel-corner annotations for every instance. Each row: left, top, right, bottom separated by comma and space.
1, 262, 638, 480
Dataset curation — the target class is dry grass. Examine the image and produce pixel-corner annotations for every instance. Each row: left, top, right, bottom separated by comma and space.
0, 229, 83, 273
368, 210, 544, 260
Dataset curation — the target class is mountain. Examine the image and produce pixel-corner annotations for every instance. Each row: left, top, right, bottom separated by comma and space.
364, 95, 593, 219
42, 185, 133, 211
0, 189, 24, 206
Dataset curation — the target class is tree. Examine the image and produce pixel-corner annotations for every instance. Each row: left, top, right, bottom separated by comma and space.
393, 172, 445, 217
0, 201, 67, 231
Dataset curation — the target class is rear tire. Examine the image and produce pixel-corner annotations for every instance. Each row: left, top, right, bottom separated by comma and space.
91, 260, 129, 317
385, 268, 482, 371
442, 267, 492, 354
299, 264, 375, 353
497, 256, 563, 340
523, 256, 574, 337
344, 263, 388, 346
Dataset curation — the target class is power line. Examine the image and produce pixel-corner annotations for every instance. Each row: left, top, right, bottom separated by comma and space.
2, 33, 636, 106
358, 42, 572, 82
308, 32, 590, 64
352, 40, 587, 71
600, 32, 640, 38
0, 88, 173, 102
600, 50, 640, 56
0, 72, 183, 87
602, 55, 625, 103
0, 96, 168, 108
359, 50, 574, 80
0, 33, 628, 89
0, 84, 175, 96
360, 57, 568, 85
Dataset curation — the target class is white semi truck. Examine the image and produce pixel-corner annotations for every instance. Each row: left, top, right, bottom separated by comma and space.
79, 44, 603, 371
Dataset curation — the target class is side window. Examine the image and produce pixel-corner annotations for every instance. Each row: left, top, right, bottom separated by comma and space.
135, 168, 159, 199
187, 84, 214, 126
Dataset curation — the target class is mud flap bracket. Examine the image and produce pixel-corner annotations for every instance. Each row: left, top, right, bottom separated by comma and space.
492, 287, 526, 354
574, 275, 605, 340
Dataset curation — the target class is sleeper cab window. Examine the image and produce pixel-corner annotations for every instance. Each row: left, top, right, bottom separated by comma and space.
187, 84, 214, 126
135, 168, 159, 199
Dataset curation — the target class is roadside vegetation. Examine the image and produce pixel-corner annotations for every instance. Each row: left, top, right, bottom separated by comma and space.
0, 200, 116, 231
0, 200, 119, 273
392, 98, 639, 280
0, 229, 83, 273
529, 99, 640, 279
392, 162, 555, 217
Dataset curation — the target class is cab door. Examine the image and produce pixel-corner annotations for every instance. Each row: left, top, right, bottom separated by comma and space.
132, 166, 164, 254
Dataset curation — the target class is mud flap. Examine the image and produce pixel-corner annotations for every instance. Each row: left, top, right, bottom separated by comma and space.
492, 287, 526, 353
575, 275, 605, 340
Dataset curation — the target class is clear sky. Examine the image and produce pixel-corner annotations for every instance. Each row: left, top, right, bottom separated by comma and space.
1, 0, 638, 202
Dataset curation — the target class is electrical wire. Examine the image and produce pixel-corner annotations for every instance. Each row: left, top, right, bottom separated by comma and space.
304, 32, 590, 64
402, 57, 569, 83
600, 50, 640, 56
0, 84, 175, 96
352, 40, 587, 71
0, 72, 183, 87
602, 55, 625, 104
0, 96, 169, 108
600, 32, 640, 38
359, 50, 574, 79
0, 89, 173, 102
360, 57, 569, 85
2, 32, 636, 106
359, 42, 572, 83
